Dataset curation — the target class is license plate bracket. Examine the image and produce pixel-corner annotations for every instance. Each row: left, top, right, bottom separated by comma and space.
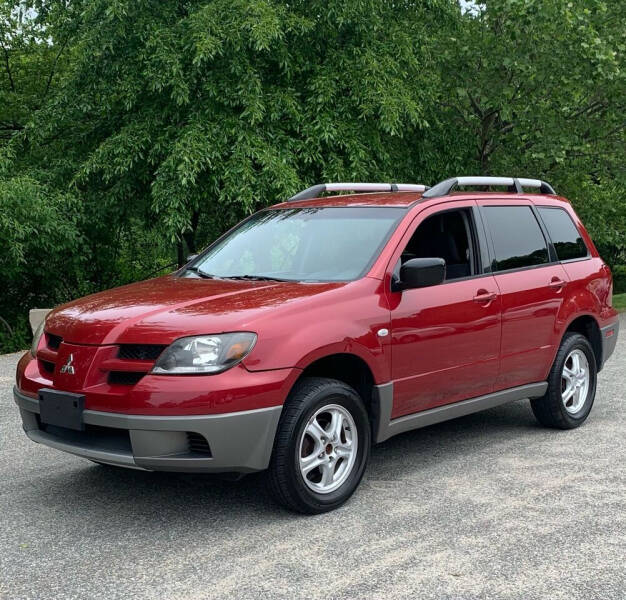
39, 389, 85, 431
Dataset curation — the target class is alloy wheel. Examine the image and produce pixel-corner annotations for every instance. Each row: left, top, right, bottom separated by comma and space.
561, 349, 590, 415
298, 404, 358, 494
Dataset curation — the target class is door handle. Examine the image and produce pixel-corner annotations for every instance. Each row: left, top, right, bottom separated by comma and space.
549, 277, 566, 290
473, 290, 497, 304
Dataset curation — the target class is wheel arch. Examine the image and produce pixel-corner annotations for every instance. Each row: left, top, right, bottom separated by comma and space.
562, 314, 603, 371
292, 352, 377, 416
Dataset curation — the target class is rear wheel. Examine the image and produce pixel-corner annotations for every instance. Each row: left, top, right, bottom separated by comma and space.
268, 377, 370, 514
531, 332, 597, 429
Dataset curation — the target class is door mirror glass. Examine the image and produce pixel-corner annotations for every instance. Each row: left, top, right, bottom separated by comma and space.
399, 257, 446, 290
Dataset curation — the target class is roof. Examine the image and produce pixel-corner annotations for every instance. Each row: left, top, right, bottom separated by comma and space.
271, 191, 424, 209
272, 191, 570, 210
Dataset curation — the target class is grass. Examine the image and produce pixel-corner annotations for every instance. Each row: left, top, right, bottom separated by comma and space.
613, 292, 626, 313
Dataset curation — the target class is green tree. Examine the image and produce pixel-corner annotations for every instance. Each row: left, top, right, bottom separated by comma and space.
17, 0, 452, 255
0, 176, 83, 345
432, 0, 624, 177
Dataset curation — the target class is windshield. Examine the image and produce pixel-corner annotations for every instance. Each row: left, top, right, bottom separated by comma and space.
187, 207, 403, 282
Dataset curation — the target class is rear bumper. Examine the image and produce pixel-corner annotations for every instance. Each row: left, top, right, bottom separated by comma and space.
600, 320, 619, 369
14, 387, 281, 473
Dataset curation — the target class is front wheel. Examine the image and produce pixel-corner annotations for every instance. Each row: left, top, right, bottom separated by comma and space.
268, 377, 371, 514
531, 332, 597, 429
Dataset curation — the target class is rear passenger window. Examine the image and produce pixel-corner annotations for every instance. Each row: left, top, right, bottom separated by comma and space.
538, 207, 588, 261
483, 206, 549, 271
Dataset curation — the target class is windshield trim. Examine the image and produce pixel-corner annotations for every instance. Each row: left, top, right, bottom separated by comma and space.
180, 206, 407, 283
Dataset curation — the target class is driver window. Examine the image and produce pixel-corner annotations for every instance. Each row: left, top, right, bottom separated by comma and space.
398, 208, 476, 281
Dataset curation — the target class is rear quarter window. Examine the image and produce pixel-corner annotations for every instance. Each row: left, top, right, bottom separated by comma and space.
537, 207, 588, 261
483, 205, 549, 271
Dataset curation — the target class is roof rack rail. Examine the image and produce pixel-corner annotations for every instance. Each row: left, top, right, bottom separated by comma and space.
288, 182, 428, 202
422, 176, 556, 198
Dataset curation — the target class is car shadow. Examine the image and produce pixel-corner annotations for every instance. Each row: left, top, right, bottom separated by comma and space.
366, 398, 546, 477
27, 400, 543, 525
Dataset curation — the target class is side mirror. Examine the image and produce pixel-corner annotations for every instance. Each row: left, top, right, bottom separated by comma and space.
398, 257, 446, 290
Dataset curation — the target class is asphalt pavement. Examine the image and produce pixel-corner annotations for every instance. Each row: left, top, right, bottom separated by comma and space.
1, 315, 624, 599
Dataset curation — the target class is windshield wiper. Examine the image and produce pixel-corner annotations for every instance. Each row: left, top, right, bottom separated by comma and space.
186, 266, 216, 279
223, 274, 291, 282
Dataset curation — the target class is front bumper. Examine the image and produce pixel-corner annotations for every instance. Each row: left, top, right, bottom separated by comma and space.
14, 387, 281, 473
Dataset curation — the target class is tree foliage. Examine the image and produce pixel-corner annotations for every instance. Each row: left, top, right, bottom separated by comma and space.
0, 0, 624, 351
434, 0, 624, 175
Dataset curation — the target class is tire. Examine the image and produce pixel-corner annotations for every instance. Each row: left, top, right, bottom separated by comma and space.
268, 377, 371, 514
530, 332, 597, 429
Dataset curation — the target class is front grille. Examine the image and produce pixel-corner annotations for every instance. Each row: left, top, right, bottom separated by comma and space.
117, 344, 167, 361
46, 333, 62, 350
108, 371, 145, 386
186, 432, 212, 456
40, 360, 55, 374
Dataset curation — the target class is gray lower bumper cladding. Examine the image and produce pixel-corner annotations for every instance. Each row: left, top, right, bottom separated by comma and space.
14, 387, 282, 473
600, 320, 619, 368
372, 381, 548, 443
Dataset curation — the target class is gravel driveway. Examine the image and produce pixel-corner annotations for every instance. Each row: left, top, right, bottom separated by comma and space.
1, 316, 624, 600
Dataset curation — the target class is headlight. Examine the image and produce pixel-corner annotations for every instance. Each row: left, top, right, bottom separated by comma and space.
31, 320, 46, 356
151, 333, 257, 375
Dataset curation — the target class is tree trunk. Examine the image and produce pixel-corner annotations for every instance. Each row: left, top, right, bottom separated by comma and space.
176, 240, 185, 268
182, 209, 200, 255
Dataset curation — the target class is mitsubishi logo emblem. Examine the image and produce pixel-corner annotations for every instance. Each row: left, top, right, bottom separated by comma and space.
60, 354, 75, 375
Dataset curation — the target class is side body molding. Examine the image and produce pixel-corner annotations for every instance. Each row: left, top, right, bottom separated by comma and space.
372, 382, 548, 443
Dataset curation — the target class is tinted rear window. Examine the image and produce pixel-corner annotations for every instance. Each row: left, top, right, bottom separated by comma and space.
538, 207, 588, 261
483, 206, 549, 271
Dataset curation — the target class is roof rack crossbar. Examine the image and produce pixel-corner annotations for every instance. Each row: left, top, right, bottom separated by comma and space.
422, 176, 555, 198
288, 182, 428, 202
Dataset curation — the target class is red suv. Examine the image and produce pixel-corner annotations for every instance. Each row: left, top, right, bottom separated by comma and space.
15, 176, 619, 513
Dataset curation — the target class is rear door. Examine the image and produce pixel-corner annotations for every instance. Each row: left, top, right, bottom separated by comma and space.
388, 200, 501, 419
477, 199, 569, 390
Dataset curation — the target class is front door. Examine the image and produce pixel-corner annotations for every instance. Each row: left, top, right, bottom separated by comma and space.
388, 201, 501, 419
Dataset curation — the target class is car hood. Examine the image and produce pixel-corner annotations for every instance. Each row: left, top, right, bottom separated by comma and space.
45, 274, 344, 345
